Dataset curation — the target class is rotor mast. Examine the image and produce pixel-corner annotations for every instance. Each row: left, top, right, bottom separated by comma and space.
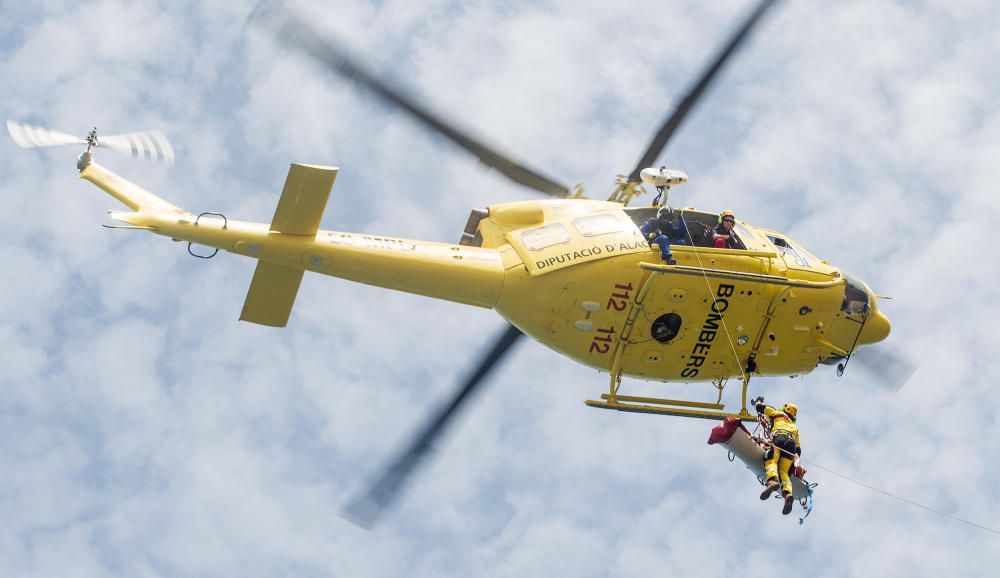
77, 127, 99, 171
614, 0, 779, 207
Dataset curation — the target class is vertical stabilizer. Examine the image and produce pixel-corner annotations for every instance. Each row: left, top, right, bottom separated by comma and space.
239, 163, 338, 327
268, 163, 338, 235
240, 262, 305, 327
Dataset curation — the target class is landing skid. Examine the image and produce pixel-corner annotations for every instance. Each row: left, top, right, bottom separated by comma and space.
585, 373, 756, 422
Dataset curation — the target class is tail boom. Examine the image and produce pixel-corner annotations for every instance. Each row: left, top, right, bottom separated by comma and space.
80, 161, 506, 324
80, 162, 185, 214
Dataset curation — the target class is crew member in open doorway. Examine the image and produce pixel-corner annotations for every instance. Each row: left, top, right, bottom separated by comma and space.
713, 209, 739, 249
640, 206, 687, 265
755, 398, 802, 515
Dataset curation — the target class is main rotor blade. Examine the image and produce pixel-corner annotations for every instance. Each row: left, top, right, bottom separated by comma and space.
851, 346, 918, 393
251, 2, 571, 198
626, 0, 779, 182
343, 324, 524, 528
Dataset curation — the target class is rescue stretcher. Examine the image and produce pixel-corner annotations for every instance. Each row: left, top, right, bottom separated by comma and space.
708, 416, 816, 520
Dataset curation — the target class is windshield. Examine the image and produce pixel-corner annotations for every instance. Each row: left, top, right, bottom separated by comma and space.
841, 274, 870, 315
733, 223, 766, 251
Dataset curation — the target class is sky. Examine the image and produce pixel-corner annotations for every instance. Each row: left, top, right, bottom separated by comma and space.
2, 0, 999, 576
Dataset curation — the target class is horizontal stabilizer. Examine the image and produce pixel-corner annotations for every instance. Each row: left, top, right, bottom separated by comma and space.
270, 163, 339, 236
240, 261, 305, 327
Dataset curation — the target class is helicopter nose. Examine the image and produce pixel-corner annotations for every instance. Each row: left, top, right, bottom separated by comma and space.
859, 310, 891, 345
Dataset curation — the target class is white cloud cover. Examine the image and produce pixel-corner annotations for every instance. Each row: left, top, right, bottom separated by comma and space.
2, 0, 1000, 576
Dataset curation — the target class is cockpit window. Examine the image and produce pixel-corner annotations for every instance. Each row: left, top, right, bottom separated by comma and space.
573, 214, 623, 237
520, 223, 572, 251
727, 223, 754, 250
732, 223, 756, 243
787, 238, 819, 264
841, 275, 870, 315
767, 234, 811, 268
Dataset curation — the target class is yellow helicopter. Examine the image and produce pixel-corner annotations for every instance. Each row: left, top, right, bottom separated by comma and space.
8, 0, 907, 525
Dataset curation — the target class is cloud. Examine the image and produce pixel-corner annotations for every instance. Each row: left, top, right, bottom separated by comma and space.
3, 0, 1000, 576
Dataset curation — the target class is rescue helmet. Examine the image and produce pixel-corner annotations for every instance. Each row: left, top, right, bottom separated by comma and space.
657, 206, 673, 220
782, 402, 798, 420
719, 209, 735, 224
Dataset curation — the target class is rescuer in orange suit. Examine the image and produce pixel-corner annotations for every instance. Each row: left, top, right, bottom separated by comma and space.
753, 397, 801, 515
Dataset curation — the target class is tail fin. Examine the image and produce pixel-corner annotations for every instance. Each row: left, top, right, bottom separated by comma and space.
238, 163, 338, 327
240, 262, 306, 327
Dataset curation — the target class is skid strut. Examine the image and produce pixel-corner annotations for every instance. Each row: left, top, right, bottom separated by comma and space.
583, 265, 756, 421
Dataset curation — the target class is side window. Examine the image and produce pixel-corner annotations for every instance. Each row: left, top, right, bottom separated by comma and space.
573, 214, 623, 237
520, 223, 571, 251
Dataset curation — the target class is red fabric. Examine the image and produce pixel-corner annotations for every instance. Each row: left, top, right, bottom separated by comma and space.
707, 416, 750, 445
713, 237, 728, 249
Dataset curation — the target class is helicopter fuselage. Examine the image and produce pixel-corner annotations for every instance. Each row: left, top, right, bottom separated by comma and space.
82, 160, 889, 386
477, 198, 889, 383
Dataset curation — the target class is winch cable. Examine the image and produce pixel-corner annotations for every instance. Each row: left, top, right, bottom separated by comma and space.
749, 411, 995, 533
800, 458, 1000, 536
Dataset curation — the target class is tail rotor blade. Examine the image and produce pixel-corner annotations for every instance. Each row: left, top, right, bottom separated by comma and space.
343, 324, 524, 528
8, 120, 175, 165
626, 0, 779, 182
98, 131, 175, 165
7, 120, 85, 148
850, 346, 919, 393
